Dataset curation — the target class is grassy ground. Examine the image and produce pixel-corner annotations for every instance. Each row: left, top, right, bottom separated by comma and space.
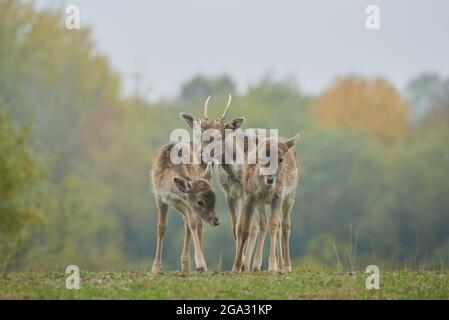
1, 269, 448, 299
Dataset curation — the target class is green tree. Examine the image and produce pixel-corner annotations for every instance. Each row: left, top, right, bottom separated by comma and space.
418, 79, 449, 129
0, 109, 43, 272
405, 73, 443, 123
0, 0, 124, 271
180, 75, 236, 102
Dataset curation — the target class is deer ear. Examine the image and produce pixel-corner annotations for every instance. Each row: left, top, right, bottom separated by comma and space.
201, 162, 213, 180
179, 113, 198, 129
227, 117, 245, 130
173, 177, 190, 193
285, 134, 300, 149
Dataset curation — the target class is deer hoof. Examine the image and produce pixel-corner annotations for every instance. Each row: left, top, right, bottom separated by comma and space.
268, 261, 277, 272
151, 264, 161, 274
196, 267, 207, 272
277, 264, 284, 273
252, 259, 262, 271
181, 261, 190, 272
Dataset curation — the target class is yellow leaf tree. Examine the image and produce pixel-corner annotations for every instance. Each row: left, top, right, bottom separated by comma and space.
313, 77, 409, 140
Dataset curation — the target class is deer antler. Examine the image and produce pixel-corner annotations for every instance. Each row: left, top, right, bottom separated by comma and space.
203, 96, 211, 119
221, 94, 232, 119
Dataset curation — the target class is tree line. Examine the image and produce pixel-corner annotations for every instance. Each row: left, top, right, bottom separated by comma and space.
1, 1, 448, 272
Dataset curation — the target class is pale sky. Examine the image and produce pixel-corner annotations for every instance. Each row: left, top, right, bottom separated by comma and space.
35, 0, 449, 101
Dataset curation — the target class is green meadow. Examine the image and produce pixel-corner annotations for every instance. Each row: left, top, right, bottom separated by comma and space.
1, 269, 448, 299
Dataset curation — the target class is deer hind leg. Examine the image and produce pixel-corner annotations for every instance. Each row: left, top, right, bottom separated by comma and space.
232, 199, 256, 272
226, 195, 239, 239
282, 192, 295, 272
243, 213, 259, 271
151, 197, 168, 273
252, 204, 268, 271
268, 195, 282, 272
187, 214, 207, 272
180, 217, 191, 272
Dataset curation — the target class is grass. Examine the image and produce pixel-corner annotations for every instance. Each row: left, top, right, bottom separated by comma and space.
0, 269, 448, 299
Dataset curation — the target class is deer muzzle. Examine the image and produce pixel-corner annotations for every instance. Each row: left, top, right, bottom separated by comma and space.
211, 216, 220, 226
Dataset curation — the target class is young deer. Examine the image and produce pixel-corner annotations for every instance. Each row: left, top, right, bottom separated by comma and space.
232, 135, 299, 273
218, 128, 268, 271
150, 142, 219, 273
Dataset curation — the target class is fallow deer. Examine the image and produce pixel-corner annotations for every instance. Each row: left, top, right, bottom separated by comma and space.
231, 135, 300, 273
150, 142, 219, 273
179, 95, 246, 238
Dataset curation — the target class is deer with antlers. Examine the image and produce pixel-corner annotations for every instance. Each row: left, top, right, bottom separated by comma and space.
179, 95, 246, 236
179, 95, 273, 271
150, 140, 218, 273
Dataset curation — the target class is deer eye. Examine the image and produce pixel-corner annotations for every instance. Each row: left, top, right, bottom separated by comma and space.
196, 200, 205, 208
279, 158, 283, 163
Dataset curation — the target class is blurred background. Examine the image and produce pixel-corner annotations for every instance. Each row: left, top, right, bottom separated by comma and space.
1, 0, 449, 272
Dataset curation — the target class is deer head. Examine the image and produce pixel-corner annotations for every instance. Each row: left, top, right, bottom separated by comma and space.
258, 134, 299, 186
179, 95, 245, 164
172, 163, 219, 226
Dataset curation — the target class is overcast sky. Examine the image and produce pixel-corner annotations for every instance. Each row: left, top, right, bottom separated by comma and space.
36, 0, 449, 100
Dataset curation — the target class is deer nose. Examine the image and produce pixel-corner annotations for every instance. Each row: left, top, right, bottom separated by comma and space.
212, 217, 220, 226
266, 177, 274, 185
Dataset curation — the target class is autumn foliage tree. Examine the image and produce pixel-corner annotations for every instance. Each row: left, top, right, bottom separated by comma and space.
313, 77, 409, 141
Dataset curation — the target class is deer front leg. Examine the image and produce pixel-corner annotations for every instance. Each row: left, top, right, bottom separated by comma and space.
197, 218, 204, 252
252, 204, 267, 271
276, 221, 284, 272
282, 193, 295, 272
187, 214, 207, 272
282, 215, 292, 272
232, 198, 256, 272
243, 216, 259, 271
180, 217, 191, 272
268, 195, 282, 272
151, 198, 168, 273
226, 196, 239, 239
